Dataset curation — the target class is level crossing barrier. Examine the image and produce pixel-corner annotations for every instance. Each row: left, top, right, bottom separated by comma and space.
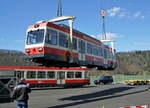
120, 105, 150, 108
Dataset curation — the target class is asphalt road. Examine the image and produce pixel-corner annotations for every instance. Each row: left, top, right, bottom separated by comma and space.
1, 84, 150, 108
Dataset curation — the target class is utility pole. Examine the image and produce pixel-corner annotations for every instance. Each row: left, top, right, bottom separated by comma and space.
100, 9, 115, 55
101, 9, 106, 40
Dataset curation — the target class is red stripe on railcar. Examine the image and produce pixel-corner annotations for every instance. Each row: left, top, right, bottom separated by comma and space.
104, 45, 110, 49
65, 79, 90, 83
95, 57, 104, 63
45, 47, 66, 56
85, 55, 94, 61
107, 60, 113, 64
25, 46, 78, 58
47, 22, 70, 34
72, 52, 78, 58
28, 23, 47, 29
25, 80, 57, 84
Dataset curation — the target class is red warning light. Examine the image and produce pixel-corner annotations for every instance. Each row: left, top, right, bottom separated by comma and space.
101, 9, 105, 17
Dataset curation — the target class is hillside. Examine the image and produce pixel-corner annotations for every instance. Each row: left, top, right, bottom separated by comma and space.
0, 49, 150, 75
114, 51, 150, 75
0, 49, 39, 67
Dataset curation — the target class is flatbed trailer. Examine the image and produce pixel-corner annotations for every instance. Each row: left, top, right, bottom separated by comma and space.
124, 80, 149, 85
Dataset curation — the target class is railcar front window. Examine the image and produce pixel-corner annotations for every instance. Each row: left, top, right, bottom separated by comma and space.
27, 29, 44, 45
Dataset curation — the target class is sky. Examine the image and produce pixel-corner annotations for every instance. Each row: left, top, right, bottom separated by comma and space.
0, 0, 150, 52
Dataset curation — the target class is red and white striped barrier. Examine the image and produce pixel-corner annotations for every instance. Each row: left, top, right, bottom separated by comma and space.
120, 105, 150, 108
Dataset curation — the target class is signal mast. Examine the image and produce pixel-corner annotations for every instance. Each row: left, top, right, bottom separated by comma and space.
100, 9, 115, 55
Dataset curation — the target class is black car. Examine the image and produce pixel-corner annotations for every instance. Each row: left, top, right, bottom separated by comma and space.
94, 76, 113, 85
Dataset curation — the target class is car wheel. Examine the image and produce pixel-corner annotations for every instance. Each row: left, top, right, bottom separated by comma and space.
99, 82, 104, 85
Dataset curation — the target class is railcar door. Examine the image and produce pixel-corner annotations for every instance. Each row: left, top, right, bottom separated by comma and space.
57, 71, 65, 86
78, 39, 85, 65
103, 48, 108, 68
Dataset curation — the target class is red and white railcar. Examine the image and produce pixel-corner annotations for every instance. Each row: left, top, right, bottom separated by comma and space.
0, 66, 90, 88
24, 21, 117, 70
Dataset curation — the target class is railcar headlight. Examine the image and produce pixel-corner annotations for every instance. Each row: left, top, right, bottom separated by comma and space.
26, 49, 30, 53
34, 24, 39, 28
38, 48, 43, 52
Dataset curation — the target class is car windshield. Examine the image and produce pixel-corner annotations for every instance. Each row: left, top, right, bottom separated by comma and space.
98, 76, 105, 80
26, 29, 44, 45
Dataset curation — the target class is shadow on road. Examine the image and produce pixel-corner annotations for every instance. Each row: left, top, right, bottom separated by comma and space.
31, 85, 97, 91
47, 86, 147, 108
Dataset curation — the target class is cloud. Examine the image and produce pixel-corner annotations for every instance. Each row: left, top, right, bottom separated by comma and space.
133, 42, 150, 46
15, 40, 25, 43
105, 33, 119, 39
107, 7, 145, 19
107, 7, 121, 17
118, 12, 126, 18
134, 11, 141, 17
91, 32, 123, 40
141, 16, 145, 18
133, 11, 145, 18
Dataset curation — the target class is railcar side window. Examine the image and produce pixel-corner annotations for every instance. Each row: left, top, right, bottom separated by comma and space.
107, 50, 110, 59
47, 71, 55, 79
81, 41, 85, 53
75, 72, 82, 78
78, 40, 85, 53
37, 71, 46, 78
104, 49, 107, 59
27, 29, 44, 45
67, 72, 74, 78
85, 71, 90, 78
78, 40, 82, 52
59, 32, 68, 48
99, 47, 103, 57
93, 45, 98, 56
87, 43, 92, 54
27, 71, 36, 79
73, 38, 77, 50
45, 29, 57, 45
